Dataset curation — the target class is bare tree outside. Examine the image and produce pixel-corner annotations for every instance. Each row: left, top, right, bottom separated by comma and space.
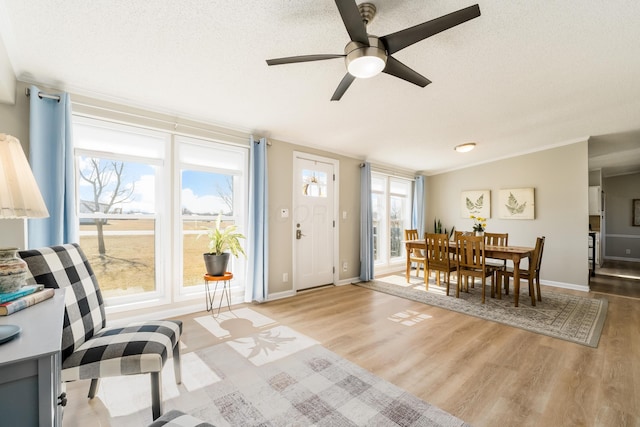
79, 158, 135, 256
216, 176, 234, 215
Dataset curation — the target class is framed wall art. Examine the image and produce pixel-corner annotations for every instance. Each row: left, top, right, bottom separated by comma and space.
633, 199, 640, 226
461, 190, 490, 218
499, 188, 535, 219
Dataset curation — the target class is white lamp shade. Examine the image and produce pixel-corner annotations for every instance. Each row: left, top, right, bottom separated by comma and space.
0, 134, 49, 218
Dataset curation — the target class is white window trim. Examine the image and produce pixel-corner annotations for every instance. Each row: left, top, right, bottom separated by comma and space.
73, 114, 249, 312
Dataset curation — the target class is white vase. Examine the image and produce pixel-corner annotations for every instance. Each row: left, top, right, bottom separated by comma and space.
475, 231, 484, 237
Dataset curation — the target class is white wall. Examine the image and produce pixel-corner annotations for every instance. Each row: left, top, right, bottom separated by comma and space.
425, 141, 590, 291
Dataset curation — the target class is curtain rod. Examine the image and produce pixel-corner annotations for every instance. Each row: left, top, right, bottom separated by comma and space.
25, 87, 61, 102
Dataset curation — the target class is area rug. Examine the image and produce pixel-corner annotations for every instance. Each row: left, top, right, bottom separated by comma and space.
357, 273, 608, 348
89, 309, 469, 426
179, 341, 470, 426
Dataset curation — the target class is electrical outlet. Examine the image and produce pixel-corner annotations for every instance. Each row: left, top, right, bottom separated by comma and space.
626, 249, 631, 255
283, 273, 288, 282
342, 261, 348, 272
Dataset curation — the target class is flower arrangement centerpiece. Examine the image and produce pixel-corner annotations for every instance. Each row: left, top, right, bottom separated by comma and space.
470, 215, 487, 235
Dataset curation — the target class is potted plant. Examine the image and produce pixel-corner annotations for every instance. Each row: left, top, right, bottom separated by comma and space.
200, 213, 246, 276
434, 218, 456, 240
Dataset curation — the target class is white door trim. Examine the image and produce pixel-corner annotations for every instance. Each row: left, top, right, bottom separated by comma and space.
292, 151, 339, 290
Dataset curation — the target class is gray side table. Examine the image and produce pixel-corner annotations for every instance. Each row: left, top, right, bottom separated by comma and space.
0, 289, 66, 426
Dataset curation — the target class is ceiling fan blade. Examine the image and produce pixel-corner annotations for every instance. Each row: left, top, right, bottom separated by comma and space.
266, 54, 345, 66
383, 56, 431, 87
380, 4, 480, 55
335, 0, 370, 45
331, 73, 356, 101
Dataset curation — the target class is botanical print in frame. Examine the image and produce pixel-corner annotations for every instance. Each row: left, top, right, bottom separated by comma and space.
499, 188, 535, 219
633, 199, 640, 226
461, 190, 490, 218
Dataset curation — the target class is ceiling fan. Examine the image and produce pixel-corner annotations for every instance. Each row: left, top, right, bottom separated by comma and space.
266, 1, 480, 101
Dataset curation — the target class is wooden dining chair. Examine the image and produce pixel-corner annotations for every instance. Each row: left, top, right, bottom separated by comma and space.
455, 235, 498, 303
454, 230, 473, 240
424, 233, 457, 295
496, 236, 545, 304
484, 232, 509, 270
404, 229, 426, 280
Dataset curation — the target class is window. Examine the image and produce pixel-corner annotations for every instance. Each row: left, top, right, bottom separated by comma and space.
75, 119, 167, 305
177, 136, 247, 292
74, 117, 248, 308
371, 173, 413, 269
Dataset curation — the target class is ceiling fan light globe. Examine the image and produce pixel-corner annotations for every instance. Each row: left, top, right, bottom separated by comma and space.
345, 38, 387, 79
348, 56, 386, 78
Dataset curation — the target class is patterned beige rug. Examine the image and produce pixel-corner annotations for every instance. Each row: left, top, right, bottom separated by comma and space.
357, 273, 607, 347
86, 308, 469, 426
183, 340, 470, 426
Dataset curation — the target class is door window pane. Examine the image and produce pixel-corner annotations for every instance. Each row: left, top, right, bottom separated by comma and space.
301, 169, 327, 197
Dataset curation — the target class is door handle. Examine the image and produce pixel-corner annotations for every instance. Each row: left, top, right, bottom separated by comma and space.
296, 229, 305, 239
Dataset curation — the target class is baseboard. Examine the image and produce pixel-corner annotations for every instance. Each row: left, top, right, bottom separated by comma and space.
539, 279, 589, 293
266, 289, 296, 301
108, 302, 204, 327
603, 256, 640, 263
337, 276, 360, 286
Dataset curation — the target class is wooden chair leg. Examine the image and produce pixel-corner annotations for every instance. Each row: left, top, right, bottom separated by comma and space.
445, 272, 450, 296
536, 277, 542, 301
87, 378, 100, 399
151, 371, 162, 420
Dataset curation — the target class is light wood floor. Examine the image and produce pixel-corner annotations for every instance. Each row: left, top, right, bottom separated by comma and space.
64, 281, 639, 427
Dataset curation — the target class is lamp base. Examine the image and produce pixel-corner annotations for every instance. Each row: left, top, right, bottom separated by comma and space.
0, 248, 28, 294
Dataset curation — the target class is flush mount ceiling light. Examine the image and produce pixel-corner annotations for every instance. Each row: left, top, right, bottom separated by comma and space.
455, 142, 476, 153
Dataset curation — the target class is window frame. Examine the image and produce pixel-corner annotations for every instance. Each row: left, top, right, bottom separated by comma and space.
72, 115, 249, 312
173, 135, 248, 303
371, 172, 414, 273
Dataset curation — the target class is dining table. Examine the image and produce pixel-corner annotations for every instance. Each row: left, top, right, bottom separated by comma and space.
404, 239, 535, 307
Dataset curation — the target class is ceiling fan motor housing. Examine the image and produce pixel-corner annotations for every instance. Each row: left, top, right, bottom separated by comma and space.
344, 37, 387, 78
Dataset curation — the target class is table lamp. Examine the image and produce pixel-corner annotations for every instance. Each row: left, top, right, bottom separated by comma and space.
0, 133, 50, 293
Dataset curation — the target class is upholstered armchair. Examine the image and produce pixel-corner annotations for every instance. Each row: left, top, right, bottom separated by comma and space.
19, 243, 182, 420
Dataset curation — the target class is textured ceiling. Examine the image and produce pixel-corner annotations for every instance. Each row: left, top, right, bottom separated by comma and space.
1, 0, 639, 175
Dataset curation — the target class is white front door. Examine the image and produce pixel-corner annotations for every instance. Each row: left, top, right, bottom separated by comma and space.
293, 153, 337, 290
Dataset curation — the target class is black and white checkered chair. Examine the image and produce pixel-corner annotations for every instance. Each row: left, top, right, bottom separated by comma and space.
19, 243, 182, 420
